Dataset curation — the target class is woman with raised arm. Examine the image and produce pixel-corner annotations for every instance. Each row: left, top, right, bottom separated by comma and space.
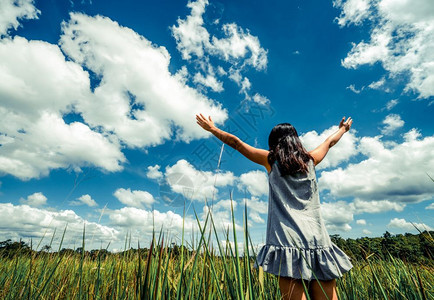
196, 113, 353, 300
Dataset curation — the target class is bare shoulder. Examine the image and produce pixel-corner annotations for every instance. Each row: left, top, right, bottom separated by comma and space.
308, 140, 330, 166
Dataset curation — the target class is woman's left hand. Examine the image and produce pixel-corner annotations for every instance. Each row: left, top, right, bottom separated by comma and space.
196, 113, 215, 132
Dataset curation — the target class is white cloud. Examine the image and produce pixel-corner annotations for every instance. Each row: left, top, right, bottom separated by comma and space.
388, 218, 433, 232
346, 84, 362, 94
0, 0, 39, 36
300, 125, 359, 170
0, 36, 126, 180
336, 0, 434, 99
319, 129, 434, 204
211, 199, 237, 211
108, 206, 195, 232
20, 192, 47, 207
368, 77, 386, 90
113, 188, 155, 209
237, 170, 268, 197
0, 203, 119, 248
426, 203, 434, 210
69, 194, 98, 207
320, 197, 409, 233
385, 99, 398, 110
171, 0, 211, 60
252, 93, 270, 105
334, 0, 372, 26
0, 7, 233, 180
362, 229, 372, 235
320, 201, 353, 232
381, 114, 404, 135
202, 199, 243, 232
172, 1, 267, 70
356, 219, 366, 225
241, 196, 268, 224
146, 165, 163, 180
171, 0, 268, 99
60, 13, 228, 147
228, 67, 242, 84
240, 77, 251, 96
210, 23, 268, 70
193, 72, 223, 92
352, 199, 405, 213
163, 159, 236, 202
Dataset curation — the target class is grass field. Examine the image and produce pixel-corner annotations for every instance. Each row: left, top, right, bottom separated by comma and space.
1, 201, 433, 299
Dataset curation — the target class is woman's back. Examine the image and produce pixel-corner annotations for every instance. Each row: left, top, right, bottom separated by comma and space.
266, 159, 330, 249
255, 158, 353, 280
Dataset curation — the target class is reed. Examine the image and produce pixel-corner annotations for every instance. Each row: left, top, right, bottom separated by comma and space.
0, 198, 432, 299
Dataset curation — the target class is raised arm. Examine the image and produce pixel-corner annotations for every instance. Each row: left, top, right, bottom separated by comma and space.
309, 117, 353, 166
196, 114, 271, 172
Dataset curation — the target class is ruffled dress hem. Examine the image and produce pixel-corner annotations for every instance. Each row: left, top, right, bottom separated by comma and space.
253, 243, 353, 281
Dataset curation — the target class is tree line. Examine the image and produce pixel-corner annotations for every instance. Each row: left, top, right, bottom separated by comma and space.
330, 230, 433, 265
1, 231, 433, 264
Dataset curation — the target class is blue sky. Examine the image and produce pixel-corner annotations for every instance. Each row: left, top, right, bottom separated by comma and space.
0, 0, 433, 252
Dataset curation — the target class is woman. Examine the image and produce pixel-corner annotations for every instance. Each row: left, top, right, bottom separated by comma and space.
196, 113, 353, 300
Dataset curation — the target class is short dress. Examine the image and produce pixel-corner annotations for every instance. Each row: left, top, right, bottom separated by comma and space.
253, 159, 353, 280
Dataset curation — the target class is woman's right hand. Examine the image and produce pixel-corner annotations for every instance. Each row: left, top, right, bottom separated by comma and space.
196, 113, 216, 132
339, 116, 353, 132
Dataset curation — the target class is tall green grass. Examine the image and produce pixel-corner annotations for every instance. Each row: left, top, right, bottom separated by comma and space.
0, 198, 433, 299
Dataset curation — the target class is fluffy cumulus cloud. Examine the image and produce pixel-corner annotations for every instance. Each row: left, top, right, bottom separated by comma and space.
362, 229, 372, 235
300, 125, 359, 170
241, 196, 268, 225
319, 129, 434, 205
237, 170, 268, 197
351, 198, 405, 213
60, 13, 227, 147
172, 0, 267, 69
0, 37, 125, 180
319, 198, 405, 232
426, 203, 434, 210
146, 165, 163, 180
335, 0, 434, 99
108, 206, 196, 234
388, 218, 433, 232
171, 0, 268, 104
20, 192, 47, 207
0, 1, 229, 180
113, 188, 155, 209
0, 203, 119, 248
381, 114, 404, 135
333, 0, 372, 26
69, 194, 98, 207
202, 199, 243, 233
163, 159, 236, 202
356, 219, 366, 225
320, 201, 354, 232
0, 0, 39, 36
193, 72, 223, 92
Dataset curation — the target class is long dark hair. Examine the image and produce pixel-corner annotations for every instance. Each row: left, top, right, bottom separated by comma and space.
268, 123, 313, 176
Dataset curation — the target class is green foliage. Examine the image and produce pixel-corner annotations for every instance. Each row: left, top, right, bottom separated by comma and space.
0, 213, 433, 299
330, 231, 434, 265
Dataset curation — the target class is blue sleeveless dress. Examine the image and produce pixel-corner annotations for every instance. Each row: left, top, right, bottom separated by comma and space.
253, 159, 353, 280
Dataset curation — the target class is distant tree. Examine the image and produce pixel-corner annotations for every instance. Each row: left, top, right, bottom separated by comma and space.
40, 245, 52, 253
